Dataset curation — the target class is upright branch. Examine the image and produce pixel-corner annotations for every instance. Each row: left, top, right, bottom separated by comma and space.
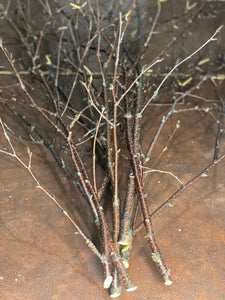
1, 1, 224, 298
0, 36, 140, 293
125, 93, 172, 285
213, 98, 225, 162
111, 12, 123, 245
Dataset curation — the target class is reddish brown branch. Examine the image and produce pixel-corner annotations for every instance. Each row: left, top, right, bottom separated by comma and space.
125, 95, 172, 285
133, 153, 225, 235
213, 98, 225, 162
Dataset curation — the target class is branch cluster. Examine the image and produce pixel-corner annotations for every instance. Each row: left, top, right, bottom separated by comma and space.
0, 0, 224, 297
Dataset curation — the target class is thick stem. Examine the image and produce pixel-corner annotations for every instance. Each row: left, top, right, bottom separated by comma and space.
68, 134, 112, 288
109, 268, 121, 298
108, 236, 137, 292
119, 174, 135, 246
112, 101, 120, 243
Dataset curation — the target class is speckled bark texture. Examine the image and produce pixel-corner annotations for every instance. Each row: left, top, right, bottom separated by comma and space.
1, 0, 225, 299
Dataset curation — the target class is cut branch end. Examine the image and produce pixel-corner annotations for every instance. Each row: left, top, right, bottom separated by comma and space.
126, 285, 138, 292
104, 275, 113, 289
164, 279, 173, 286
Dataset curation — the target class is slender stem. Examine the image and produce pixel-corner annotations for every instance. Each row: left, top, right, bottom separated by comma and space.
125, 99, 172, 285
111, 13, 123, 244
151, 120, 180, 168
93, 108, 105, 195
145, 98, 178, 160
32, 10, 61, 69
127, 0, 162, 77
67, 133, 112, 288
213, 98, 225, 162
145, 77, 207, 161
141, 25, 223, 114
133, 153, 225, 235
1, 42, 114, 287
0, 119, 102, 260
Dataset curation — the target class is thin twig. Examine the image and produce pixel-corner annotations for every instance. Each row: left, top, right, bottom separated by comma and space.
213, 98, 225, 162
0, 118, 102, 260
141, 25, 223, 114
133, 153, 225, 235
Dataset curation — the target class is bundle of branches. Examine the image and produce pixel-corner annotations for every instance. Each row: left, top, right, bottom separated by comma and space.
0, 0, 225, 297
